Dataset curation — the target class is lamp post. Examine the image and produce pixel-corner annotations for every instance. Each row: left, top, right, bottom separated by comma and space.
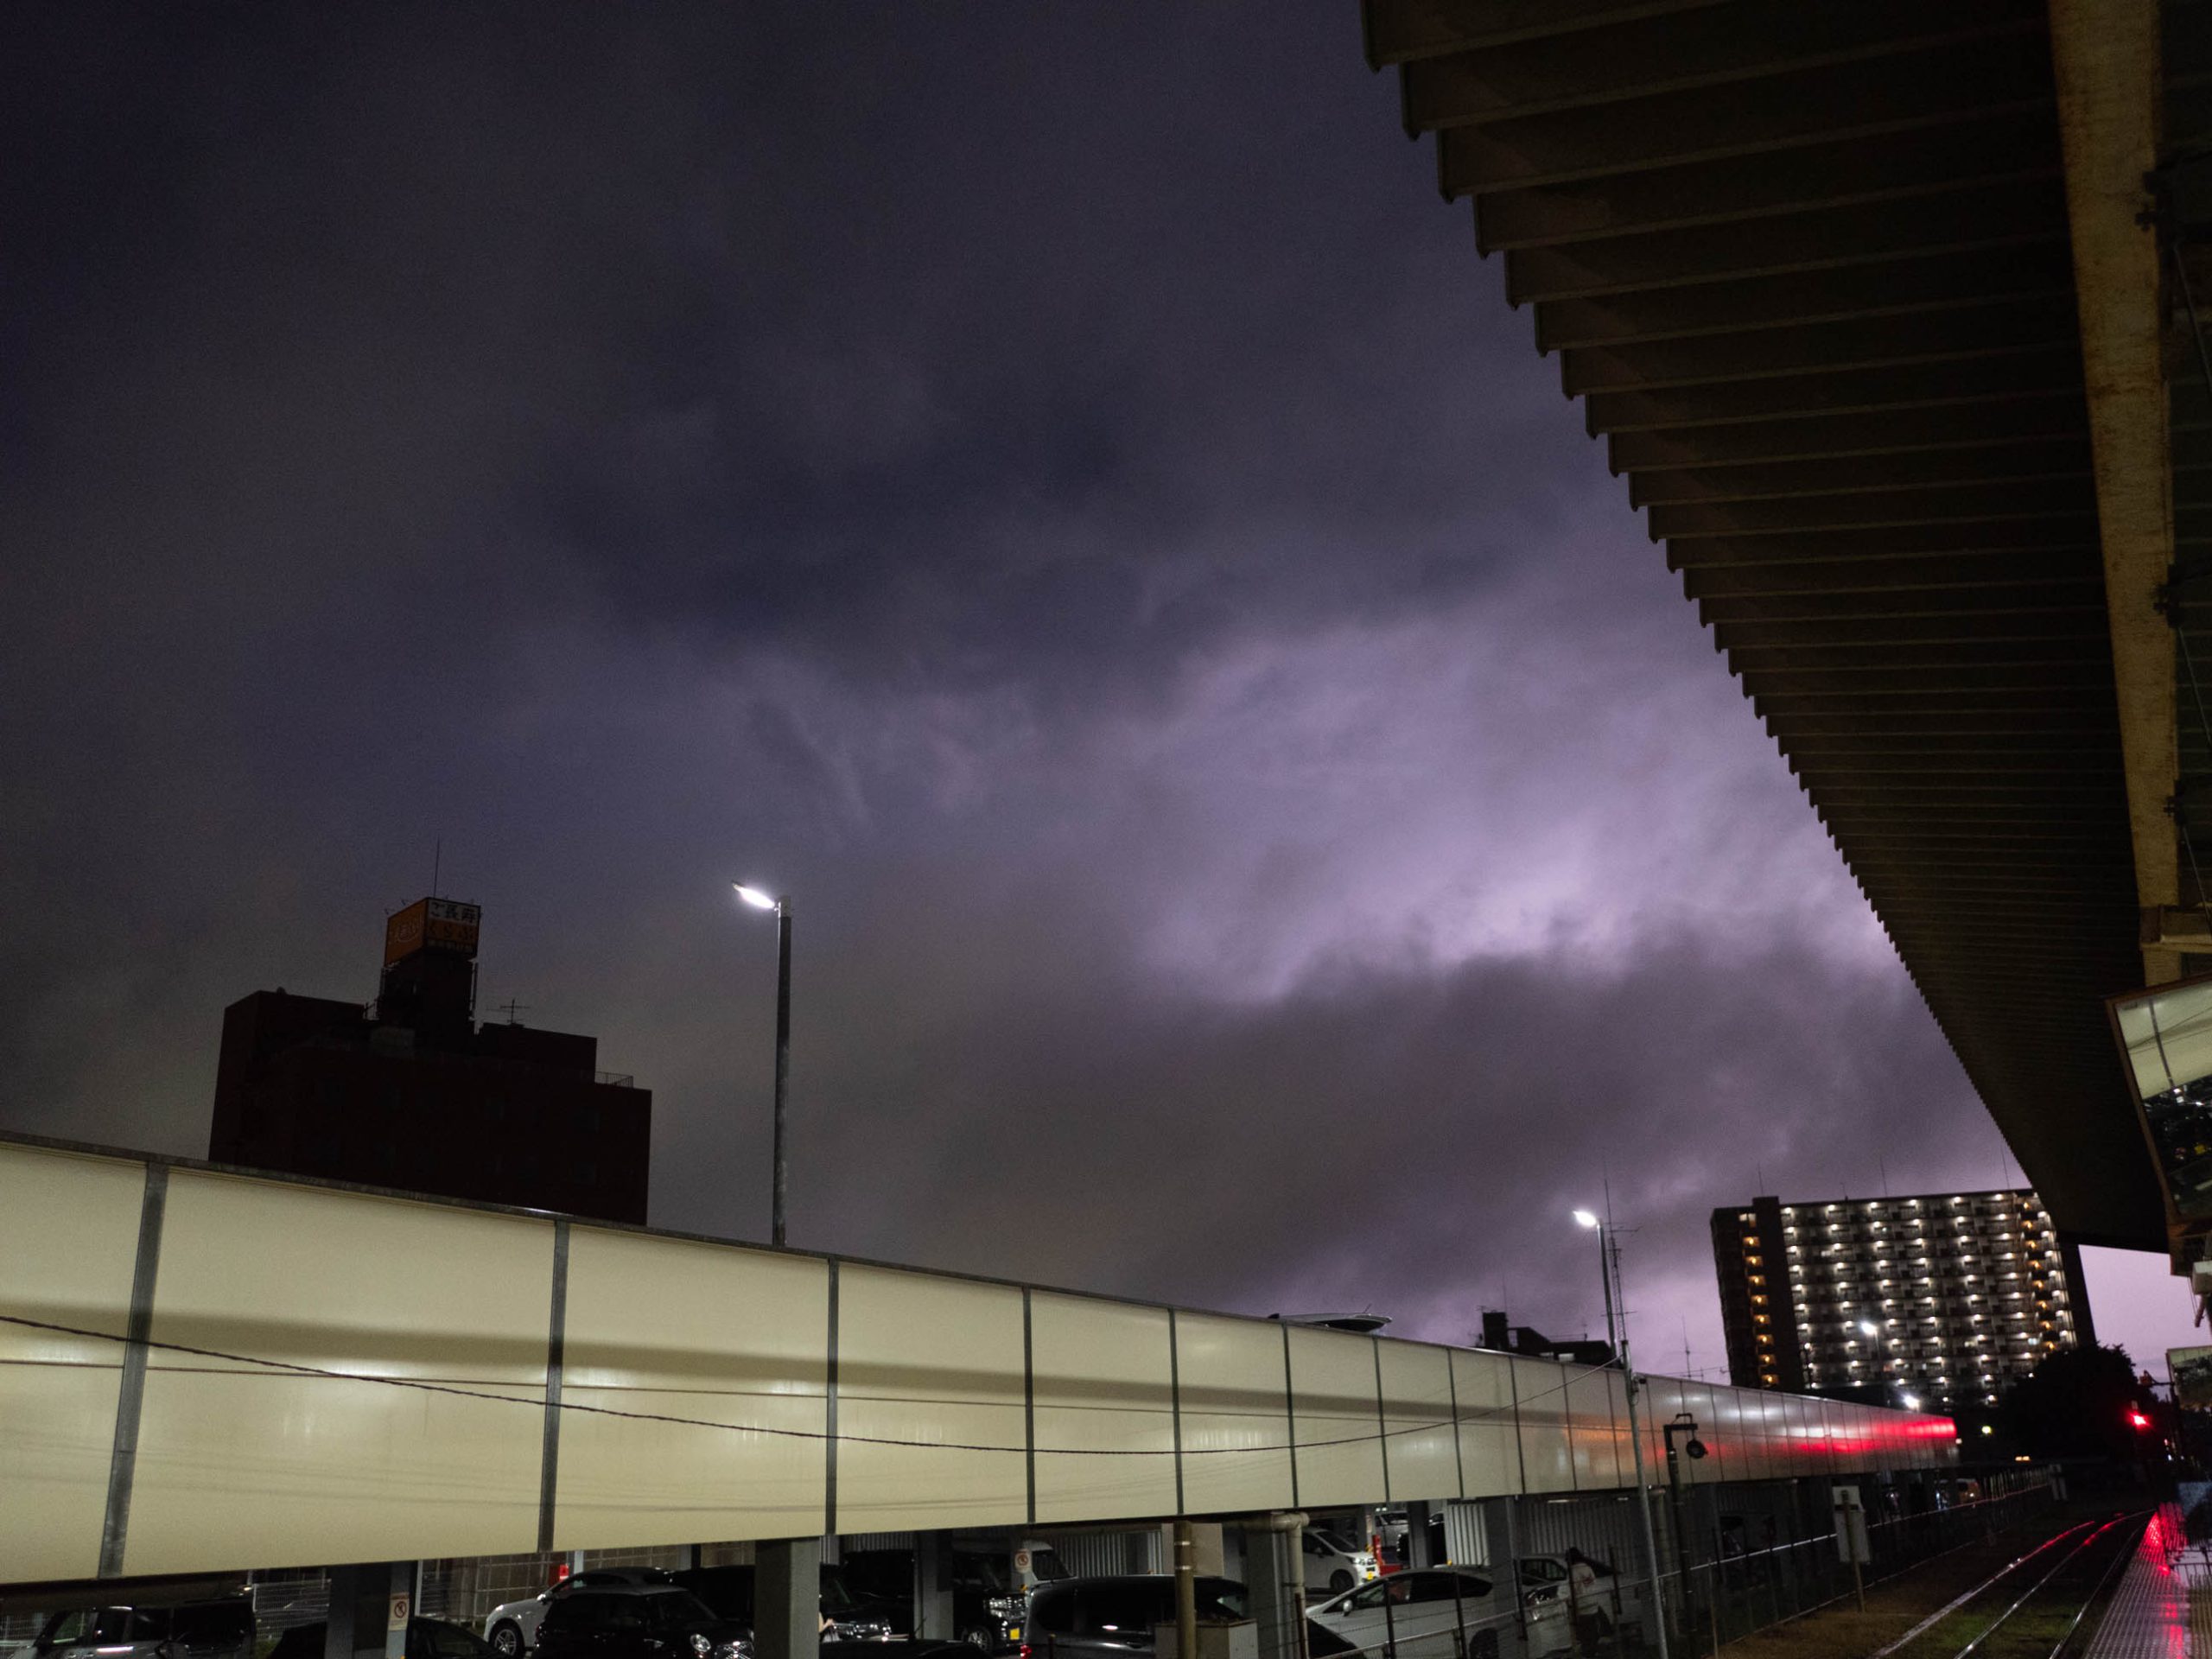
1662, 1414, 1707, 1637
1576, 1208, 1670, 1659
734, 883, 792, 1249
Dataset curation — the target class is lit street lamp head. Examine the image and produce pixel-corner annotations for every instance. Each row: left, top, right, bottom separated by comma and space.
733, 883, 779, 912
1573, 1209, 1600, 1230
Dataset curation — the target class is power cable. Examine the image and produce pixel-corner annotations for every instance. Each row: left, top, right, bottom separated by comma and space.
0, 1311, 1669, 1460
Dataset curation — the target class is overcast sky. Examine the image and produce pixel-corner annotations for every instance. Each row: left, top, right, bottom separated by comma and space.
2, 4, 2190, 1388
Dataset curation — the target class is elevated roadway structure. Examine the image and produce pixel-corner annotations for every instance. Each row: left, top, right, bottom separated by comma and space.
0, 1135, 1948, 1586
1361, 0, 2209, 1256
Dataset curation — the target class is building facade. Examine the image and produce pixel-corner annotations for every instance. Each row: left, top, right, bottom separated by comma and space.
1713, 1189, 2091, 1413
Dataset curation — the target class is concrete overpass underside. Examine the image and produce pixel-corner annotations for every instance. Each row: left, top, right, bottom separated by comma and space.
1362, 0, 2209, 1252
0, 1138, 1949, 1586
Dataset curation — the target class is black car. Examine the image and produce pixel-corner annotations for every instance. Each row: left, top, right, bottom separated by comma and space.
671, 1567, 896, 1642
271, 1618, 500, 1659
535, 1586, 751, 1659
1021, 1578, 1246, 1659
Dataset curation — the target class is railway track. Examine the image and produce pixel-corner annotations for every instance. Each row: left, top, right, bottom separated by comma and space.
1869, 1510, 2147, 1659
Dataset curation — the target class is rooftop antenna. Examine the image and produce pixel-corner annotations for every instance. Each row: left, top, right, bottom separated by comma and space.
494, 997, 528, 1026
432, 839, 442, 897
1879, 1155, 1891, 1198
1681, 1317, 1694, 1378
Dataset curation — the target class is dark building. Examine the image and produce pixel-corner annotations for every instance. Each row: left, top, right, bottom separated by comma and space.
210, 897, 652, 1224
1713, 1189, 2094, 1415
1713, 1196, 1802, 1392
1474, 1308, 1615, 1370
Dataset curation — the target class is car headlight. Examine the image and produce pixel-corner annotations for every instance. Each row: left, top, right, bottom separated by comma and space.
692, 1637, 712, 1656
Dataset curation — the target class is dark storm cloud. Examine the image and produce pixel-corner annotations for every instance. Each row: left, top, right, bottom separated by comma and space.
2, 3, 2023, 1379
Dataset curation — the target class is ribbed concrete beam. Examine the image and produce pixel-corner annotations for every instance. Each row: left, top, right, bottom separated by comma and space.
1586, 348, 2082, 433
2047, 0, 2179, 982
1437, 39, 2054, 195
1477, 117, 2062, 254
1611, 397, 2086, 470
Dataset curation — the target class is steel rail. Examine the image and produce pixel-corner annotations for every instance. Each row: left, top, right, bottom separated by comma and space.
1868, 1516, 2108, 1659
2045, 1514, 2146, 1659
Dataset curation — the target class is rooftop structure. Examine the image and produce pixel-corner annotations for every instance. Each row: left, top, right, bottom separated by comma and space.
208, 897, 652, 1224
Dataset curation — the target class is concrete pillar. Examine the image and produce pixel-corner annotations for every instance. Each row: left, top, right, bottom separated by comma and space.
1405, 1503, 1438, 1569
756, 1539, 822, 1659
1239, 1521, 1306, 1659
912, 1534, 955, 1642
324, 1565, 411, 1659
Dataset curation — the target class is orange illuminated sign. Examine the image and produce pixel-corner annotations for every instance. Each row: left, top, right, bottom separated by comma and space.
384, 897, 480, 965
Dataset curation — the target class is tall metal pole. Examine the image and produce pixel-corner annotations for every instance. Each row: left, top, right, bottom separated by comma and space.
1599, 1226, 1619, 1355
1609, 1226, 1671, 1659
772, 897, 791, 1249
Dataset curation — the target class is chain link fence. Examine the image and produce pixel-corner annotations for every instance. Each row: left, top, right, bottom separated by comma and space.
1294, 1474, 2058, 1659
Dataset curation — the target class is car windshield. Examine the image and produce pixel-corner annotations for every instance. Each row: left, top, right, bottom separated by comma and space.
172, 1606, 253, 1643
1312, 1532, 1357, 1555
641, 1594, 719, 1630
1195, 1582, 1245, 1622
1028, 1548, 1069, 1584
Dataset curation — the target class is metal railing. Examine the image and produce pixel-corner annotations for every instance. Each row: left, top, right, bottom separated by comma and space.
1281, 1479, 2058, 1659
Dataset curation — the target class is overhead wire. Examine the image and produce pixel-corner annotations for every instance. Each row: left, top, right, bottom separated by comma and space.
0, 1310, 1891, 1463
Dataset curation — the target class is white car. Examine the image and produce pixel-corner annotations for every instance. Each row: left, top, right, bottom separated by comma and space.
485, 1570, 673, 1656
1309, 1567, 1503, 1659
1302, 1529, 1380, 1597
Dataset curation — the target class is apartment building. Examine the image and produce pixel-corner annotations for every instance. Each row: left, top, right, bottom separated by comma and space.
1713, 1188, 2090, 1414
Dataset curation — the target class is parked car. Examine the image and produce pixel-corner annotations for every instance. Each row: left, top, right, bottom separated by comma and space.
485, 1570, 677, 1655
1308, 1568, 1502, 1659
1302, 1530, 1380, 1598
30, 1599, 256, 1659
271, 1618, 500, 1659
671, 1566, 895, 1642
1020, 1576, 1246, 1659
950, 1552, 1037, 1650
533, 1586, 750, 1659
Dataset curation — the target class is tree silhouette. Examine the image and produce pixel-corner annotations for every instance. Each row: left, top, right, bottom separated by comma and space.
1994, 1344, 2158, 1461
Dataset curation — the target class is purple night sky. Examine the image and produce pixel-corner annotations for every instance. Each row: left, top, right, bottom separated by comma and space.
2, 5, 2192, 1389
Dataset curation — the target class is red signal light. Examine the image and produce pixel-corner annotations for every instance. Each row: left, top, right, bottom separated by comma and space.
2128, 1410, 2152, 1429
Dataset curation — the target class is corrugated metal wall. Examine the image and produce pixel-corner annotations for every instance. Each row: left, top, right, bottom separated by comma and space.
1510, 1495, 1645, 1569
0, 1136, 1955, 1586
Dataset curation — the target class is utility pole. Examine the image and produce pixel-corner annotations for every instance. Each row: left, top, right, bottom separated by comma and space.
1610, 1228, 1672, 1659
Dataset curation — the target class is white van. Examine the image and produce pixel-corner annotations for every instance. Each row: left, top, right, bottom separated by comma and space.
1302, 1529, 1380, 1597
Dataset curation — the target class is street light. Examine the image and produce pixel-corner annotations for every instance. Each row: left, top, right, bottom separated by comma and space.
1573, 1208, 1670, 1659
733, 882, 792, 1248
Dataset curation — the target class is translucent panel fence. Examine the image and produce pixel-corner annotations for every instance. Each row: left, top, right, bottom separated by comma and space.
0, 1136, 1954, 1584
